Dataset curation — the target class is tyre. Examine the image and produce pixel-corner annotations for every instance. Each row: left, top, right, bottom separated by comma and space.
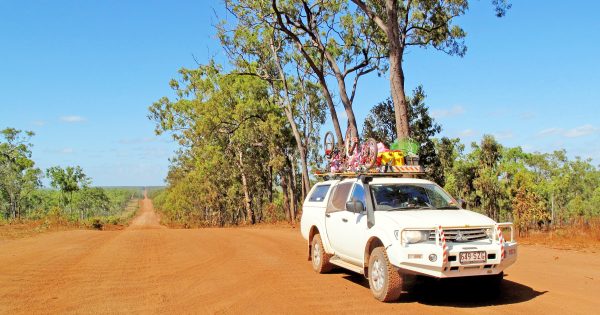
345, 127, 358, 158
311, 234, 333, 273
323, 131, 335, 161
362, 138, 378, 169
368, 247, 402, 302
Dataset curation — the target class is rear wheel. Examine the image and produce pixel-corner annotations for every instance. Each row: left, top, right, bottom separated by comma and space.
311, 234, 333, 273
368, 247, 402, 302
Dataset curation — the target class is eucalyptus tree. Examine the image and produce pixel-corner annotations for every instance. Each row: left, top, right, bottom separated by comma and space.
0, 128, 42, 219
471, 135, 504, 221
352, 0, 511, 138
149, 63, 290, 225
223, 0, 385, 143
46, 165, 90, 217
219, 2, 329, 198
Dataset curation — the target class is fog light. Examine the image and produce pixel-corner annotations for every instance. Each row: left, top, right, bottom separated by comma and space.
429, 254, 437, 262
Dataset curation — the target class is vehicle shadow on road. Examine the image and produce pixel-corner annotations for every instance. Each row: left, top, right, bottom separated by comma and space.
340, 272, 547, 307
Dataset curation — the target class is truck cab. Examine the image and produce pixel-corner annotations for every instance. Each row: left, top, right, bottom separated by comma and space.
301, 175, 517, 302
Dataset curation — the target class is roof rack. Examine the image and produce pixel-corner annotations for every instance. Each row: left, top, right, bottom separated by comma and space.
314, 165, 425, 180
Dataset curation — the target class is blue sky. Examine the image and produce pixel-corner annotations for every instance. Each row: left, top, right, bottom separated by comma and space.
1, 1, 599, 186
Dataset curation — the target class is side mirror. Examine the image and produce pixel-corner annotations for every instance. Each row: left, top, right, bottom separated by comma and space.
346, 200, 365, 213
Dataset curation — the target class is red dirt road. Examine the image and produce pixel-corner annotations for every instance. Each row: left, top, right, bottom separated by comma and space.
1, 198, 599, 314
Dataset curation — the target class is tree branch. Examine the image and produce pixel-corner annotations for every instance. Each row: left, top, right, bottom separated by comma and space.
351, 0, 388, 33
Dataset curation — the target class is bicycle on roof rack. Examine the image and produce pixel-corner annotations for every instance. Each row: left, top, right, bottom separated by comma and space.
323, 127, 378, 173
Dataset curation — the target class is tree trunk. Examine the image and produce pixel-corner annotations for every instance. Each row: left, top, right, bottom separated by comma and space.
288, 172, 297, 224
317, 76, 345, 144
385, 0, 410, 139
271, 3, 344, 145
268, 165, 273, 203
269, 41, 313, 200
388, 50, 410, 138
331, 71, 359, 140
237, 149, 255, 224
9, 192, 16, 219
281, 173, 291, 222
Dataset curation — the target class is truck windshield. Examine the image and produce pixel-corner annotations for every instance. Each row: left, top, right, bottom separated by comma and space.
370, 183, 459, 211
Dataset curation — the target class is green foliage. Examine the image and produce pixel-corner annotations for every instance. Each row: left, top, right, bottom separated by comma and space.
0, 128, 42, 219
149, 63, 295, 226
362, 86, 443, 183
0, 129, 140, 224
353, 0, 510, 138
46, 165, 90, 216
24, 187, 142, 222
434, 135, 600, 231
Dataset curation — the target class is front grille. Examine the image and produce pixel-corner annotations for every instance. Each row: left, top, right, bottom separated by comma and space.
429, 228, 488, 242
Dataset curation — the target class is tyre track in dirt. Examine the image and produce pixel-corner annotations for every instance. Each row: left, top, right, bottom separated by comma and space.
1, 197, 599, 314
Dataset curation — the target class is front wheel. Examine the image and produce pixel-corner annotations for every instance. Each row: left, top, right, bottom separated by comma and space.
368, 247, 403, 302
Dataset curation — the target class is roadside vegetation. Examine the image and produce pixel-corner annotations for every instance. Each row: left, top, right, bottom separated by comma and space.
0, 128, 143, 234
148, 0, 599, 242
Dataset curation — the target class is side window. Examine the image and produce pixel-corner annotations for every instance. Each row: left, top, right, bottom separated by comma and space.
308, 185, 330, 202
350, 184, 366, 205
326, 182, 353, 213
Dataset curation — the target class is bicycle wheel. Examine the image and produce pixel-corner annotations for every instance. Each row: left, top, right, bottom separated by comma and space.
323, 131, 335, 160
345, 127, 358, 158
362, 138, 379, 170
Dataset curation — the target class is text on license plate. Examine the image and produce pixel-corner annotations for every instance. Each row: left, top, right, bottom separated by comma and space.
459, 251, 486, 264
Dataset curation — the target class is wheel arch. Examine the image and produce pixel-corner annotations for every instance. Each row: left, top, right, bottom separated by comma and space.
363, 236, 384, 276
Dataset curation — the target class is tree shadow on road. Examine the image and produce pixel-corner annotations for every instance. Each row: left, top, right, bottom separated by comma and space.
340, 272, 547, 307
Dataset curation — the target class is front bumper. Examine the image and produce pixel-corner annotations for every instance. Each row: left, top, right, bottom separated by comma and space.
387, 224, 517, 278
388, 241, 517, 278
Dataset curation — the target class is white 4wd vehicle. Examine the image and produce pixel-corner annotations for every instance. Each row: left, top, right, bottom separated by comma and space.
301, 175, 517, 302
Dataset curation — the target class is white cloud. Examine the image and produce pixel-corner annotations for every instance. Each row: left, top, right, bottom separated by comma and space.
537, 124, 598, 138
60, 115, 86, 123
537, 128, 563, 137
494, 131, 514, 140
459, 129, 475, 137
61, 148, 74, 154
520, 112, 536, 120
431, 105, 465, 119
32, 120, 46, 126
564, 124, 598, 138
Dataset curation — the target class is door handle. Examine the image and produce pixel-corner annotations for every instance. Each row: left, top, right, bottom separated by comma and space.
342, 218, 348, 223
325, 213, 330, 218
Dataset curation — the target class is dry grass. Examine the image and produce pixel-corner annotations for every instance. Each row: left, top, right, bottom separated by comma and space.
0, 199, 140, 240
518, 219, 600, 251
0, 219, 85, 240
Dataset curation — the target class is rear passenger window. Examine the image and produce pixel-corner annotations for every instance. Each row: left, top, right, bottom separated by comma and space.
309, 185, 331, 202
327, 182, 353, 213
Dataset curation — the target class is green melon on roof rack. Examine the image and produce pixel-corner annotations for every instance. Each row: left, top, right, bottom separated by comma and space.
390, 138, 420, 155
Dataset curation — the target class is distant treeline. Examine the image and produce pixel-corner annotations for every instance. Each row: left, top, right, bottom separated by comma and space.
0, 128, 143, 224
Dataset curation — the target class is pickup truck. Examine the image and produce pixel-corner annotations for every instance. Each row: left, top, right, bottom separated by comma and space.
300, 175, 517, 302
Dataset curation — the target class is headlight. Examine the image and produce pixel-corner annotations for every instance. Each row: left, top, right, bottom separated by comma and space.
402, 230, 430, 244
484, 228, 493, 239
